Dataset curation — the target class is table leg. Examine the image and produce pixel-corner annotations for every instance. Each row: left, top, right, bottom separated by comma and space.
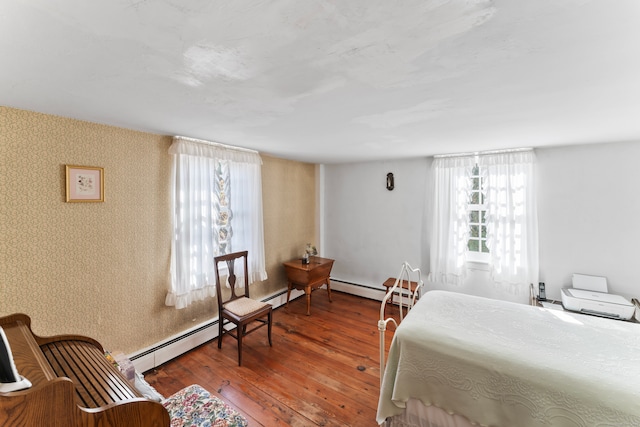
286, 283, 292, 308
305, 286, 312, 316
326, 278, 332, 302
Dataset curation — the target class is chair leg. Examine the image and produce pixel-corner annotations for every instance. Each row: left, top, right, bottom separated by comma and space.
237, 326, 243, 366
218, 318, 224, 349
267, 311, 273, 347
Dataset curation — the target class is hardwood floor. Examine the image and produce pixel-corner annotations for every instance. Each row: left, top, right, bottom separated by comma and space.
144, 290, 399, 427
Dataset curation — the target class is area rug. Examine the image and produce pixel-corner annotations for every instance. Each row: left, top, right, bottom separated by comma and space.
162, 384, 249, 427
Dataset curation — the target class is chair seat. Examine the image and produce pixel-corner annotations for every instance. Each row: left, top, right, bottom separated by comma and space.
224, 297, 271, 317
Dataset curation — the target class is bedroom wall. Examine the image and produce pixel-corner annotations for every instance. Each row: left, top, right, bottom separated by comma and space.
322, 158, 430, 294
536, 141, 640, 301
0, 106, 315, 354
322, 140, 640, 304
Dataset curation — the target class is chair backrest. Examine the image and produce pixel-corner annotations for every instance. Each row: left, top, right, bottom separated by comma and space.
214, 251, 250, 308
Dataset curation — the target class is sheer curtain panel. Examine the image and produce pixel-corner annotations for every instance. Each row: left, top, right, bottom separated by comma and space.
166, 137, 267, 309
229, 160, 267, 284
428, 156, 475, 285
480, 150, 538, 291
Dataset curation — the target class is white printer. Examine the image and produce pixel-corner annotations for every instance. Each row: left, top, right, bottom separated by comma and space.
561, 274, 636, 320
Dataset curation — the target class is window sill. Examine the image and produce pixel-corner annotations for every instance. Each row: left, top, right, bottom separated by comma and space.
466, 260, 490, 272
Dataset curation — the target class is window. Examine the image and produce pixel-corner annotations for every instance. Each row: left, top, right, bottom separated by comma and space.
429, 149, 538, 291
467, 163, 489, 262
166, 137, 267, 309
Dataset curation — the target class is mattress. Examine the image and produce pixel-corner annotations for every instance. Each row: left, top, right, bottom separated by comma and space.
377, 290, 640, 427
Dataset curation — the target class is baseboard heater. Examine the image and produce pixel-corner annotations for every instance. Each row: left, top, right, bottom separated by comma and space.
329, 278, 386, 301
129, 289, 297, 373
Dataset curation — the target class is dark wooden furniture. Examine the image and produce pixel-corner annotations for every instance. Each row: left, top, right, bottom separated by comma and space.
0, 313, 169, 427
382, 277, 420, 306
284, 256, 334, 315
214, 250, 273, 366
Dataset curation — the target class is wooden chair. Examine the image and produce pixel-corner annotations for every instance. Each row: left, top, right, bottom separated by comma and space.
214, 251, 273, 366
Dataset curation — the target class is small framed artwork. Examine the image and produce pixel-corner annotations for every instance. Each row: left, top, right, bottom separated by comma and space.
65, 165, 104, 203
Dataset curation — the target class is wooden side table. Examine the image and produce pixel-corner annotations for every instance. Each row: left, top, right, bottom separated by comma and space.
382, 277, 420, 306
283, 256, 334, 315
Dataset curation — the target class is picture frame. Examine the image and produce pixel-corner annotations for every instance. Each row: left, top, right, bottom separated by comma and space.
65, 165, 104, 203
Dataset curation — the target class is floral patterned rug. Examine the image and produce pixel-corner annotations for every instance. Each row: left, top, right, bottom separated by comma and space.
162, 384, 249, 427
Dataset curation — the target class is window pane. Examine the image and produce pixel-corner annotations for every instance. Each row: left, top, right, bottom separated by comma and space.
467, 163, 490, 256
470, 191, 479, 204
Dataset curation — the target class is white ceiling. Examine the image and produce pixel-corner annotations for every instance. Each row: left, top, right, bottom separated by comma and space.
2, 1, 640, 163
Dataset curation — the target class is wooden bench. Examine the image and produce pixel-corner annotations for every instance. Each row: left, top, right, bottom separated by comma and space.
382, 277, 421, 306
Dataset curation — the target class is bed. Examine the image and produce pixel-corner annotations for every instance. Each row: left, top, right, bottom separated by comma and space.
377, 287, 640, 427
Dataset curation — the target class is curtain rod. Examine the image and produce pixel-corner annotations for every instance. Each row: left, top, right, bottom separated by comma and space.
173, 135, 259, 155
433, 147, 533, 159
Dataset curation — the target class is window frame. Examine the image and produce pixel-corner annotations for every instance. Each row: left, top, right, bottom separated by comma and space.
467, 162, 490, 263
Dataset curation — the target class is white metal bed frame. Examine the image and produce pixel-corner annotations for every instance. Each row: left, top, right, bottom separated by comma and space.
377, 262, 423, 388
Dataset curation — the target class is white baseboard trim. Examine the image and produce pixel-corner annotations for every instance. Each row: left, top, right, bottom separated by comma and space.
330, 279, 386, 301
129, 288, 305, 373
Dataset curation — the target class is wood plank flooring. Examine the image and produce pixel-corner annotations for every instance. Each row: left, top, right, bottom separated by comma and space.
144, 290, 400, 427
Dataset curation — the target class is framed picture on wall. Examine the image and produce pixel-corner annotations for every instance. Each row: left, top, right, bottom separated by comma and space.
65, 165, 104, 203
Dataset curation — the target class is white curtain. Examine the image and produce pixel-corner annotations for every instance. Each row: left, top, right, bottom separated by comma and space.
228, 160, 268, 284
428, 156, 475, 285
166, 137, 267, 309
479, 150, 538, 291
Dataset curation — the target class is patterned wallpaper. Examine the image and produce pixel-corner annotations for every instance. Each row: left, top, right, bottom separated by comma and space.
0, 106, 316, 354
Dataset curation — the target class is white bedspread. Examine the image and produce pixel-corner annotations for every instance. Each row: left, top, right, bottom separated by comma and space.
377, 290, 640, 427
